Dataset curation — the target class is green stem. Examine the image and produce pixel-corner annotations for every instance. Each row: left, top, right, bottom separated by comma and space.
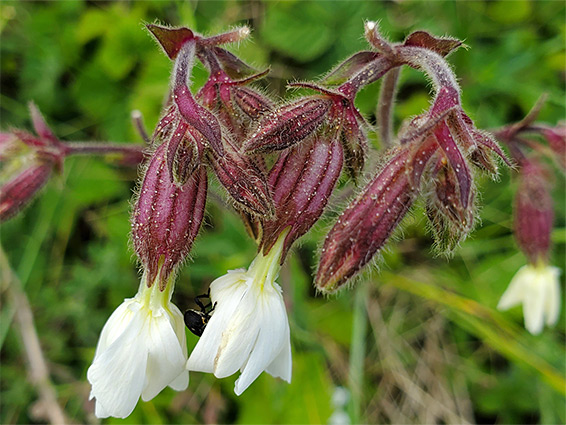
0, 166, 65, 349
348, 283, 368, 424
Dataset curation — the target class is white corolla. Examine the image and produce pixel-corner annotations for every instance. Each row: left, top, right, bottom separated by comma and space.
497, 264, 561, 335
186, 233, 292, 395
87, 275, 189, 418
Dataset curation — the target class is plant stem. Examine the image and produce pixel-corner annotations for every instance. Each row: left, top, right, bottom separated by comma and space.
377, 67, 401, 148
0, 246, 68, 425
348, 282, 368, 424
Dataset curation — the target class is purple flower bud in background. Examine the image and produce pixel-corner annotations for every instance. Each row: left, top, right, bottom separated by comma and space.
514, 159, 553, 265
131, 142, 207, 288
541, 125, 566, 169
0, 104, 67, 222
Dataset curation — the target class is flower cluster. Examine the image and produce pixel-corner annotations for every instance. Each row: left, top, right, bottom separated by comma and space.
0, 104, 145, 222
315, 22, 510, 292
2, 20, 557, 420
494, 100, 564, 334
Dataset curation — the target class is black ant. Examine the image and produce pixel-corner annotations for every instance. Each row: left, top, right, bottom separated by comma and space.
184, 289, 216, 337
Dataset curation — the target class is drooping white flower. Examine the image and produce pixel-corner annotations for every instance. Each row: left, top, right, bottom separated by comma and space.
497, 264, 561, 335
87, 273, 189, 418
186, 232, 292, 395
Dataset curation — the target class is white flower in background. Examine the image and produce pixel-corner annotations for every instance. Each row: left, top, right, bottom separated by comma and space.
497, 264, 561, 335
87, 273, 189, 418
187, 232, 292, 395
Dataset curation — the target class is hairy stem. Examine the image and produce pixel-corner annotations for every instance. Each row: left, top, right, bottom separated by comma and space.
377, 68, 401, 147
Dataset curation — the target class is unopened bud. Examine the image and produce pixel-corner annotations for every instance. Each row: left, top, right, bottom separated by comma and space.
262, 136, 344, 261
426, 157, 475, 253
207, 142, 274, 218
132, 143, 207, 288
0, 162, 51, 221
514, 160, 553, 264
315, 147, 416, 292
244, 97, 332, 153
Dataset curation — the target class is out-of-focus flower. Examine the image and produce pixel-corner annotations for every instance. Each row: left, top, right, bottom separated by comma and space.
187, 231, 292, 395
497, 264, 561, 335
496, 157, 561, 335
0, 103, 67, 221
87, 270, 189, 418
328, 386, 351, 425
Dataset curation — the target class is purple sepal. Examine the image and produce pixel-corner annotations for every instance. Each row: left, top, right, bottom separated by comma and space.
433, 122, 472, 208
207, 142, 274, 217
403, 31, 463, 57
322, 51, 380, 86
262, 136, 344, 261
146, 24, 195, 60
315, 147, 416, 292
244, 97, 333, 153
0, 163, 52, 222
514, 160, 553, 264
132, 142, 207, 287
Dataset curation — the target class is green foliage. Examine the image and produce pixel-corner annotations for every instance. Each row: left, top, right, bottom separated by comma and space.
1, 1, 564, 424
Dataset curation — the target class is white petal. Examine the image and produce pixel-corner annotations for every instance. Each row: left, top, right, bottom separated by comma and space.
544, 267, 561, 327
94, 298, 140, 356
168, 370, 189, 391
213, 286, 265, 379
186, 272, 248, 374
234, 289, 289, 395
523, 275, 546, 335
87, 310, 148, 419
497, 267, 528, 311
265, 336, 292, 383
141, 308, 188, 401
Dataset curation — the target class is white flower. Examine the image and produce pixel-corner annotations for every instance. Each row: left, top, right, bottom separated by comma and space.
87, 274, 189, 418
186, 232, 292, 395
497, 264, 561, 335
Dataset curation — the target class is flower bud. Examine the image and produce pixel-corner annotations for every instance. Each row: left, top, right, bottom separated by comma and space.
207, 141, 274, 218
315, 147, 416, 292
244, 97, 332, 153
0, 160, 52, 221
426, 156, 475, 253
131, 143, 207, 287
542, 125, 566, 169
261, 136, 344, 260
0, 104, 68, 221
514, 160, 553, 264
340, 105, 367, 182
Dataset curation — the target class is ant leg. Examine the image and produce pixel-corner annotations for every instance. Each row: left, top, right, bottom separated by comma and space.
194, 295, 207, 311
194, 289, 212, 311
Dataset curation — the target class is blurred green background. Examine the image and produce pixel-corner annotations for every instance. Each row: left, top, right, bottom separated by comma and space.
0, 1, 564, 424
